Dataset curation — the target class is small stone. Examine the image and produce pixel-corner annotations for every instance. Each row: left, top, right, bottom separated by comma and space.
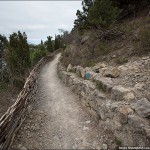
134, 83, 144, 90
94, 76, 113, 92
93, 63, 107, 71
123, 92, 135, 101
128, 115, 148, 129
135, 74, 141, 76
118, 65, 128, 71
131, 98, 150, 118
112, 55, 116, 58
24, 126, 27, 130
119, 106, 134, 115
142, 56, 149, 60
76, 66, 83, 77
86, 120, 91, 124
83, 126, 89, 131
103, 67, 120, 78
67, 64, 73, 72
102, 143, 108, 150
117, 106, 133, 124
111, 85, 131, 101
99, 63, 107, 68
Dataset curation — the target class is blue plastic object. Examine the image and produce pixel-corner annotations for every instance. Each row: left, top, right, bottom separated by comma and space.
85, 72, 91, 80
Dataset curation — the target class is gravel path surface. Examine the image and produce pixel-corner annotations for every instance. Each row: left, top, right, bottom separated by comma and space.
12, 54, 115, 149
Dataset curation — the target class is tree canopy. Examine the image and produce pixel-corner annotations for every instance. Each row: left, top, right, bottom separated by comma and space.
46, 36, 53, 53
0, 34, 8, 68
73, 0, 150, 31
6, 31, 30, 75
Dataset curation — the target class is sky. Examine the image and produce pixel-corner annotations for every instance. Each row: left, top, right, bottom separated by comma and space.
0, 1, 82, 44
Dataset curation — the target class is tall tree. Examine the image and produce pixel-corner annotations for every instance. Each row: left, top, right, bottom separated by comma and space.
54, 35, 60, 50
87, 0, 119, 28
0, 34, 8, 69
6, 31, 30, 76
74, 0, 93, 30
46, 36, 53, 53
41, 40, 44, 45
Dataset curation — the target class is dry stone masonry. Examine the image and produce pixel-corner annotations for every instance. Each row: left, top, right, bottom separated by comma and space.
57, 56, 150, 146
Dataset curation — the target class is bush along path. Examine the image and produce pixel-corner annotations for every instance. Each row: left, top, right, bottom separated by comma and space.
11, 54, 117, 149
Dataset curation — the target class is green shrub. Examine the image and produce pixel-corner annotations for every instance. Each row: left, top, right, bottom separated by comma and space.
30, 45, 47, 66
113, 137, 122, 146
96, 81, 106, 92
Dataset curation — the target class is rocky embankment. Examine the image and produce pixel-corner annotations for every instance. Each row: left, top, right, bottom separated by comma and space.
57, 56, 150, 146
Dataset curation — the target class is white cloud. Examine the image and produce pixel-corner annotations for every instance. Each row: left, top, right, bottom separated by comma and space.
0, 1, 82, 44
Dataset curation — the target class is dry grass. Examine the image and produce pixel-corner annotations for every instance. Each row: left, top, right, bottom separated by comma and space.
61, 7, 150, 68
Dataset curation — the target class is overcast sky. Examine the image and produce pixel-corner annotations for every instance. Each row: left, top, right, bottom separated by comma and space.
0, 1, 82, 44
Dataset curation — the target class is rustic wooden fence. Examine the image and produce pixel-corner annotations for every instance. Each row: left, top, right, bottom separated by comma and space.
0, 55, 53, 150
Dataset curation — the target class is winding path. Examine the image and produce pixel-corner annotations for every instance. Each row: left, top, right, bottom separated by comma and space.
12, 54, 114, 149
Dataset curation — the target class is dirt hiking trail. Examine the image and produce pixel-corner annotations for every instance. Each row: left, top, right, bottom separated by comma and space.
12, 54, 115, 149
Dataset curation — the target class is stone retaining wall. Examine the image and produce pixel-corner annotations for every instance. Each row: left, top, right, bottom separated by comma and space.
0, 55, 53, 150
57, 61, 150, 146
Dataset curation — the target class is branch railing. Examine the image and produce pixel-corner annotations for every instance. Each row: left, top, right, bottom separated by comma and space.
0, 55, 53, 150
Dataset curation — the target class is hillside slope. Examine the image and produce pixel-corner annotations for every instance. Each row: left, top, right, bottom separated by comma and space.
60, 7, 150, 147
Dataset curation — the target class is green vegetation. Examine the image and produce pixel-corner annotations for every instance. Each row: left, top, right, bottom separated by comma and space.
60, 0, 150, 68
87, 0, 119, 29
74, 0, 93, 31
1, 0, 150, 89
73, 0, 150, 31
54, 35, 64, 51
0, 29, 65, 88
0, 34, 8, 68
113, 137, 122, 146
0, 34, 8, 82
6, 31, 30, 76
73, 0, 119, 31
30, 44, 48, 66
46, 36, 53, 53
96, 81, 106, 92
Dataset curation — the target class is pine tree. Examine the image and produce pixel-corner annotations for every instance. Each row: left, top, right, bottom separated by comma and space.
0, 34, 8, 69
46, 36, 53, 53
6, 31, 30, 76
87, 0, 119, 28
54, 35, 60, 50
41, 40, 44, 45
74, 0, 93, 30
